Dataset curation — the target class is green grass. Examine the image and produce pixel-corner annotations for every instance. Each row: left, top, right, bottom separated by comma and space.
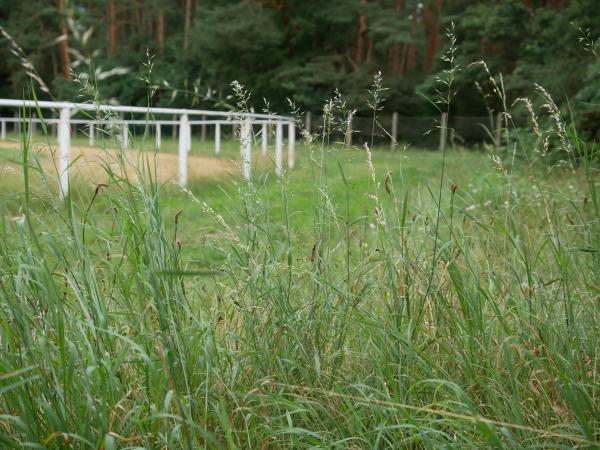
0, 123, 598, 448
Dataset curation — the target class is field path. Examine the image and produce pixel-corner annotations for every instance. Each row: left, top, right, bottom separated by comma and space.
0, 140, 234, 183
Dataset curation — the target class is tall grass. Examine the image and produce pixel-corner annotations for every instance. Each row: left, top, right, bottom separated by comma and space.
0, 66, 599, 449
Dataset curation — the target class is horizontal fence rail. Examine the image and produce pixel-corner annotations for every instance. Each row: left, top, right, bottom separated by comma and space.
0, 99, 295, 198
0, 99, 291, 120
0, 117, 288, 125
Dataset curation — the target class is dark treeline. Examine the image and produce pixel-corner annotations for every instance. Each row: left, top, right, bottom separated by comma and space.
1, 0, 599, 124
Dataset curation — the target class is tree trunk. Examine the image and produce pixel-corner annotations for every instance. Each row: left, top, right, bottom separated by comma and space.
388, 0, 404, 75
353, 0, 368, 66
156, 10, 165, 49
270, 0, 289, 26
108, 0, 118, 55
545, 0, 566, 9
57, 0, 72, 80
423, 0, 443, 73
403, 6, 418, 74
133, 1, 143, 35
183, 0, 193, 50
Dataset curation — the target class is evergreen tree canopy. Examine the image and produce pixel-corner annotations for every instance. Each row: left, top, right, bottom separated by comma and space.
0, 0, 599, 124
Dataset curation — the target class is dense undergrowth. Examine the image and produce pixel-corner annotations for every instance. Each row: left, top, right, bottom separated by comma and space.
0, 60, 599, 448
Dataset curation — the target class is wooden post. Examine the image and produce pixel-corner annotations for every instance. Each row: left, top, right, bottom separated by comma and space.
288, 122, 296, 169
261, 123, 268, 155
345, 113, 353, 147
178, 114, 189, 186
439, 112, 448, 151
1, 120, 5, 140
275, 122, 283, 176
305, 111, 311, 135
241, 119, 252, 180
215, 123, 221, 154
155, 123, 162, 149
391, 111, 398, 150
58, 108, 70, 199
201, 115, 207, 143
495, 112, 502, 148
89, 123, 95, 146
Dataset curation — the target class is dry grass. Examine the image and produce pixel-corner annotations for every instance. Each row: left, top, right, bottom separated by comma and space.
0, 139, 234, 184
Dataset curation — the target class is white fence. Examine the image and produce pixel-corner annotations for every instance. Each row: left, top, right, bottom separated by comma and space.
0, 99, 296, 199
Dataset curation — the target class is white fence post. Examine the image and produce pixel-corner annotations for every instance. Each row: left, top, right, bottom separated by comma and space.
275, 122, 283, 176
241, 119, 252, 180
305, 111, 311, 135
187, 118, 192, 153
155, 123, 161, 149
178, 114, 189, 186
201, 115, 207, 143
58, 107, 70, 199
1, 120, 5, 140
215, 123, 221, 154
261, 123, 268, 155
288, 122, 295, 169
89, 123, 95, 146
121, 122, 129, 149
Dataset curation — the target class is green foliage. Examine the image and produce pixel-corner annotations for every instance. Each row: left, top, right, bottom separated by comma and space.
186, 2, 285, 109
2, 0, 600, 124
0, 91, 599, 447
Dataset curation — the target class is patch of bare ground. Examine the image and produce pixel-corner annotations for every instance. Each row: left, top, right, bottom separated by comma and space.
0, 140, 234, 184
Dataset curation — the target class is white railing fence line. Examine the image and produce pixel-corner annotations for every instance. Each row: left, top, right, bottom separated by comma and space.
0, 117, 286, 125
0, 99, 296, 197
0, 99, 290, 120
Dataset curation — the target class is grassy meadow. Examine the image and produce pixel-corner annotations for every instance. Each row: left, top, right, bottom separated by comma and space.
0, 118, 598, 449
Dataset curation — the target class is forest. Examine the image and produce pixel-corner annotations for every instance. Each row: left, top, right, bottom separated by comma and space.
1, 0, 599, 124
